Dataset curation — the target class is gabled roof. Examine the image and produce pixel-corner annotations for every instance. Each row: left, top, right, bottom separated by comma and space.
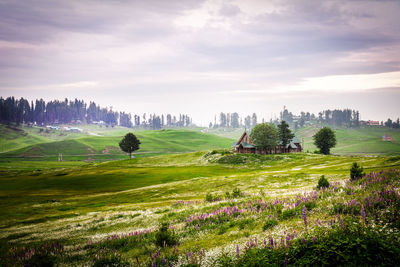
278, 137, 301, 149
287, 141, 298, 149
237, 131, 250, 144
241, 142, 255, 148
292, 136, 301, 143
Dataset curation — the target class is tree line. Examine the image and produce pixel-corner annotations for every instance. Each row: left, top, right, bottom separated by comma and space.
384, 118, 400, 129
0, 96, 192, 129
210, 112, 258, 129
211, 107, 363, 130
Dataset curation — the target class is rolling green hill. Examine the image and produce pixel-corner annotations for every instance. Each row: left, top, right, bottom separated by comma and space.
295, 125, 400, 155
206, 125, 400, 155
0, 126, 235, 161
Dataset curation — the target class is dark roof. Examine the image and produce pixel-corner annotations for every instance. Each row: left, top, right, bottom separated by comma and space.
241, 142, 255, 148
292, 136, 301, 143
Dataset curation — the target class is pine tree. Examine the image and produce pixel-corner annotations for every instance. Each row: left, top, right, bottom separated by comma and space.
278, 120, 294, 153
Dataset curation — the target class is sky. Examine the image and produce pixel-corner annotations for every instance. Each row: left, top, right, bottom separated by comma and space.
0, 0, 399, 125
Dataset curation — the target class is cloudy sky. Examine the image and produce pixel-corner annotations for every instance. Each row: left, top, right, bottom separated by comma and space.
0, 0, 399, 125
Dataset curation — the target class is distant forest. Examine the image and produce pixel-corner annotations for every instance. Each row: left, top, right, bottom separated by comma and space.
211, 107, 399, 130
0, 96, 192, 129
1, 96, 398, 130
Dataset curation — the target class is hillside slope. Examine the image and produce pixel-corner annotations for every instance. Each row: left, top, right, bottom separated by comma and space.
296, 125, 400, 155
0, 129, 234, 161
205, 125, 400, 155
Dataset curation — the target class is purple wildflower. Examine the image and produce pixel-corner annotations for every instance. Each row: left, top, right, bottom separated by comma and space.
340, 217, 344, 229
236, 245, 240, 258
302, 205, 307, 229
361, 205, 366, 223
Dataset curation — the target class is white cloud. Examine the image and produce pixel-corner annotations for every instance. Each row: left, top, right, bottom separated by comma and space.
0, 0, 400, 123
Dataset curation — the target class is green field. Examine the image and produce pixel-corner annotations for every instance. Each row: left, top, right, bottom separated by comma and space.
204, 125, 400, 155
296, 125, 400, 155
0, 149, 400, 265
0, 124, 234, 163
1, 124, 400, 266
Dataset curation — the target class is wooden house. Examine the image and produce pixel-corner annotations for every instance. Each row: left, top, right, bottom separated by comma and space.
232, 131, 302, 154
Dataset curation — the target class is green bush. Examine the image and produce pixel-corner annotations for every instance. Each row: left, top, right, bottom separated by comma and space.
225, 191, 231, 199
263, 219, 278, 231
205, 192, 219, 202
317, 175, 330, 189
350, 162, 364, 180
155, 222, 178, 247
233, 226, 400, 266
232, 187, 242, 198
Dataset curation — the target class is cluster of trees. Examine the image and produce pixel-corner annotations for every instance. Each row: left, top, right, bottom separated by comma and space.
249, 121, 295, 153
384, 118, 400, 129
281, 107, 360, 128
136, 113, 192, 130
212, 107, 363, 131
0, 96, 193, 129
0, 97, 119, 126
317, 109, 360, 127
250, 121, 337, 155
210, 112, 258, 129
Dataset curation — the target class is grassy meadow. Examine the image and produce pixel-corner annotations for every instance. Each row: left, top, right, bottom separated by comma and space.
0, 124, 234, 163
295, 125, 400, 155
206, 124, 400, 155
1, 124, 400, 266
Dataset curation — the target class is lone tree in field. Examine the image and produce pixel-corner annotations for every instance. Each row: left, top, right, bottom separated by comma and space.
278, 120, 294, 153
250, 123, 278, 153
313, 127, 336, 155
119, 133, 140, 159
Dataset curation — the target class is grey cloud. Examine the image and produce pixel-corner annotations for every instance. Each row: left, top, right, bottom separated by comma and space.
0, 0, 204, 43
219, 3, 241, 17
0, 0, 399, 123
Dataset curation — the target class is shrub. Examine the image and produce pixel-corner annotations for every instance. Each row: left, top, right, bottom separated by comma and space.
205, 193, 219, 202
317, 175, 330, 189
263, 219, 278, 231
233, 225, 400, 266
155, 222, 178, 247
350, 162, 364, 180
232, 188, 242, 198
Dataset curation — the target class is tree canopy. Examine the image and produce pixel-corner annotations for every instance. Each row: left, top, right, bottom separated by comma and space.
250, 123, 278, 152
278, 120, 294, 153
313, 127, 336, 155
119, 133, 141, 159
